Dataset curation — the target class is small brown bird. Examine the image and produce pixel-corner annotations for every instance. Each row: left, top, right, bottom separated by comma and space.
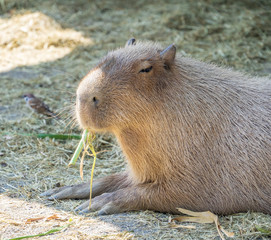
23, 93, 59, 119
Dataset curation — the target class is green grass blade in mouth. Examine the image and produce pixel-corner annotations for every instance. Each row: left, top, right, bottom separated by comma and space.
68, 129, 88, 166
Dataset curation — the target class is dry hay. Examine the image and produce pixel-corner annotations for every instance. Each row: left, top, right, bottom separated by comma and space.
0, 11, 92, 72
0, 0, 271, 239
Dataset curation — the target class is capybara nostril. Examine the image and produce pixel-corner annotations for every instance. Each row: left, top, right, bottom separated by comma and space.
92, 96, 99, 107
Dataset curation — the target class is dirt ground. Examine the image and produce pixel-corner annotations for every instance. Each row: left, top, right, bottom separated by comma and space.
1, 0, 271, 239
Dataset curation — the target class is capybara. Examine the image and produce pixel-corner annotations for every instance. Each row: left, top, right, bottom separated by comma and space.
42, 39, 271, 215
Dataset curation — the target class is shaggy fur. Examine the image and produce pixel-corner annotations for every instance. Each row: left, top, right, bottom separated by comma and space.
43, 40, 271, 215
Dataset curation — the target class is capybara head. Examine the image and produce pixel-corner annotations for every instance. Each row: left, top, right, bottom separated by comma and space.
76, 39, 176, 132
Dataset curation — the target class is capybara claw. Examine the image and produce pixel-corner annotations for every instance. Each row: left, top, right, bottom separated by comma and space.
97, 204, 119, 215
78, 208, 93, 215
75, 200, 90, 212
40, 191, 49, 197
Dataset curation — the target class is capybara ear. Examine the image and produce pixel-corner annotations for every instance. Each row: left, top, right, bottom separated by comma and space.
126, 38, 136, 46
160, 44, 176, 68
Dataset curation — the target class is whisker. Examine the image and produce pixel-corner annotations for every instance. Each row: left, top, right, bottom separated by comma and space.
56, 106, 74, 117
62, 112, 74, 125
64, 116, 77, 130
70, 119, 79, 129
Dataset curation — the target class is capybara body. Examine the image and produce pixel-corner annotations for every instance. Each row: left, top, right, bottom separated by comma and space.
43, 39, 271, 215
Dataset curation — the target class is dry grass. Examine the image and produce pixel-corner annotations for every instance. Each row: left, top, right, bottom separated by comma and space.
0, 11, 92, 72
0, 0, 271, 239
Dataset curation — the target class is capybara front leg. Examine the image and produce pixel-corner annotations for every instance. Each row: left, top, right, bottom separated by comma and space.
41, 172, 130, 200
76, 183, 174, 215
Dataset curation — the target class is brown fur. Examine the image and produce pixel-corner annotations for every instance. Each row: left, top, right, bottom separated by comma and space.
43, 40, 271, 215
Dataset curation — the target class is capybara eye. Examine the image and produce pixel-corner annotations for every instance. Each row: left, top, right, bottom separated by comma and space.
139, 66, 152, 73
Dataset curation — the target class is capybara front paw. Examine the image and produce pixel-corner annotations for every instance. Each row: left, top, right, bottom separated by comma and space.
40, 182, 90, 200
40, 186, 71, 199
76, 192, 122, 215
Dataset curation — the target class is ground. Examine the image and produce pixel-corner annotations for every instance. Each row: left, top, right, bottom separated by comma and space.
0, 0, 271, 239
